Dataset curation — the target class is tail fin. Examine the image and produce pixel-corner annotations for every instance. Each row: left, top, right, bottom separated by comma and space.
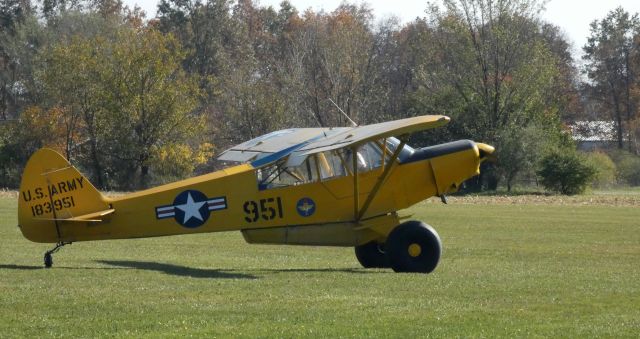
18, 148, 112, 243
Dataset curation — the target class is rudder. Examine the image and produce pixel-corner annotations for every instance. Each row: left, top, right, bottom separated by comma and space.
18, 148, 110, 243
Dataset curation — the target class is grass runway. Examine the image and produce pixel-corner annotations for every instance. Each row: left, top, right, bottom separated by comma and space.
1, 192, 639, 337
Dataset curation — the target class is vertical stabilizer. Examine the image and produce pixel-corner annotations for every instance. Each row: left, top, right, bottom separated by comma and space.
18, 148, 110, 243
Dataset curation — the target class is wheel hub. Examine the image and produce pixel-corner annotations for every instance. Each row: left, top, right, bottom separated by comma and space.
408, 243, 422, 257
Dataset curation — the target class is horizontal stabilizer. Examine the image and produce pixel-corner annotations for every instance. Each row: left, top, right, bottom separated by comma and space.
35, 208, 115, 223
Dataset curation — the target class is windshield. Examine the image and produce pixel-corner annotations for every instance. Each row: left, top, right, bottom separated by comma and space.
385, 137, 415, 162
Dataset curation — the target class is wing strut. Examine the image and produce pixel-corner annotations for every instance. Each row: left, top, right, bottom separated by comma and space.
352, 146, 360, 219
356, 136, 407, 221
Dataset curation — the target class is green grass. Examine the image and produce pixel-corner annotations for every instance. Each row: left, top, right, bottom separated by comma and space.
1, 194, 639, 337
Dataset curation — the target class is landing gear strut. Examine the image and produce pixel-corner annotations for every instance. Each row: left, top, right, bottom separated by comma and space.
44, 242, 71, 268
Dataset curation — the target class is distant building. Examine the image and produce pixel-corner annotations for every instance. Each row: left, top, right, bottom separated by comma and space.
569, 121, 617, 151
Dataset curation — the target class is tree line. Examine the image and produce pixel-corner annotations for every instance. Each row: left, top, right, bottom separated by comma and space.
1, 0, 639, 191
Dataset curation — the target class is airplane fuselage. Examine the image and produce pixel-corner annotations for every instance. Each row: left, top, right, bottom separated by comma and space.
19, 140, 487, 246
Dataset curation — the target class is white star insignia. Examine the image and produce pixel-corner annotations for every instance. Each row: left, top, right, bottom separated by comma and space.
176, 192, 206, 224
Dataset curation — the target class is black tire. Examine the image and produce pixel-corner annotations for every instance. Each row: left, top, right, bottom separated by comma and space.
386, 221, 442, 273
44, 253, 52, 268
355, 241, 389, 268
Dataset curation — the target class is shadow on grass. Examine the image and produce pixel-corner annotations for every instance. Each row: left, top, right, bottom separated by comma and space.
97, 260, 257, 280
247, 267, 391, 274
0, 263, 134, 270
0, 264, 43, 270
1, 263, 389, 276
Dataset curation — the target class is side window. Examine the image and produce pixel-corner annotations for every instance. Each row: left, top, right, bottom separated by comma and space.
359, 141, 384, 170
317, 150, 347, 180
257, 156, 321, 190
257, 161, 301, 189
344, 141, 385, 173
256, 142, 390, 189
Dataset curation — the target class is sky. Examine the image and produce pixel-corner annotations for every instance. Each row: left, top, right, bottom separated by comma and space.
124, 0, 640, 56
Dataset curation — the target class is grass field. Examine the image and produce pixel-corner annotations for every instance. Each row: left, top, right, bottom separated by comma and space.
1, 192, 639, 337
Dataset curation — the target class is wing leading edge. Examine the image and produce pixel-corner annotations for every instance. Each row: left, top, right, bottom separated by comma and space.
297, 115, 450, 155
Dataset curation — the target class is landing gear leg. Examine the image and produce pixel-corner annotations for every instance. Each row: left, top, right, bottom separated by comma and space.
44, 242, 71, 268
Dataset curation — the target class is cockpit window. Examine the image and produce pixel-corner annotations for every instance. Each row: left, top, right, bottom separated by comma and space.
359, 141, 384, 170
257, 157, 316, 190
317, 150, 348, 180
256, 138, 410, 190
257, 149, 354, 190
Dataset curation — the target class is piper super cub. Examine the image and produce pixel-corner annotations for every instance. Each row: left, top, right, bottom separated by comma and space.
17, 115, 494, 273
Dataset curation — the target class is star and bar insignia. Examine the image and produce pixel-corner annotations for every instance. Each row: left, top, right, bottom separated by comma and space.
155, 190, 227, 228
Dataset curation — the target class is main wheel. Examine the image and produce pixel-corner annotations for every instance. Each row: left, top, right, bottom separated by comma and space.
355, 241, 389, 268
386, 221, 442, 273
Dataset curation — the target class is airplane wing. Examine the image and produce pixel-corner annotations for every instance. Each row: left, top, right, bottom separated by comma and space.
296, 115, 450, 154
217, 115, 450, 168
217, 128, 349, 162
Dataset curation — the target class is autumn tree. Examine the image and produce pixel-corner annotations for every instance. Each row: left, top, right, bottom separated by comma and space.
0, 0, 601, 191
276, 4, 392, 127
583, 7, 640, 153
540, 23, 583, 123
40, 27, 206, 190
408, 0, 569, 189
0, 106, 68, 186
99, 28, 206, 188
0, 0, 42, 121
157, 0, 265, 147
41, 35, 102, 177
156, 0, 241, 96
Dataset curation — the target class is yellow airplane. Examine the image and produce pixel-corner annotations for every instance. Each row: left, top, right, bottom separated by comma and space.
17, 115, 494, 273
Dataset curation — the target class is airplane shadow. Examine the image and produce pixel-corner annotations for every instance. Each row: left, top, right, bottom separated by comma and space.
1, 263, 389, 276
248, 268, 389, 275
0, 264, 43, 270
97, 260, 258, 280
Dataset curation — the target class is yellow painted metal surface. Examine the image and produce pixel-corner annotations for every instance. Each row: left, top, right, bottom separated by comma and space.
241, 213, 399, 246
17, 118, 492, 247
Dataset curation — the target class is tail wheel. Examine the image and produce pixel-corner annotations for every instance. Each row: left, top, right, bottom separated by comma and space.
355, 241, 389, 268
44, 252, 53, 268
386, 221, 442, 273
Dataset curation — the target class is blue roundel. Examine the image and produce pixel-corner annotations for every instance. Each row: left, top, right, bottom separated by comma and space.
172, 190, 211, 228
296, 197, 316, 217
